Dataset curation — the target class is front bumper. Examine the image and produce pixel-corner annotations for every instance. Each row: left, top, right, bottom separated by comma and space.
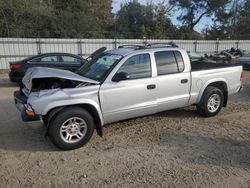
14, 90, 40, 122
238, 85, 244, 92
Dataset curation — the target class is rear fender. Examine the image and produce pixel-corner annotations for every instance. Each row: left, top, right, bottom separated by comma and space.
197, 78, 228, 106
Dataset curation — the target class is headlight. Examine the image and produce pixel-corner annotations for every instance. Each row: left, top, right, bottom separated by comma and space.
25, 104, 35, 117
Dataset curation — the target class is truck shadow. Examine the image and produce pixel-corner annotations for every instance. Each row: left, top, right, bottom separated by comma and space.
103, 108, 199, 135
0, 100, 248, 155
0, 121, 58, 151
0, 99, 57, 151
156, 107, 198, 118
158, 133, 250, 169
0, 108, 199, 152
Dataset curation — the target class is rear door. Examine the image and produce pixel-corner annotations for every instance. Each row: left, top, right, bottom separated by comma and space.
100, 53, 157, 124
155, 50, 191, 112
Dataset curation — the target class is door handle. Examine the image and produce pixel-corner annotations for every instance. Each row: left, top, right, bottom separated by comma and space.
181, 79, 188, 84
147, 84, 156, 90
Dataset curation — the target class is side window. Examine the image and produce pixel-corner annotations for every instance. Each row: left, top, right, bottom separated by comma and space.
117, 54, 151, 79
155, 51, 178, 75
62, 56, 81, 63
174, 51, 185, 72
40, 56, 58, 62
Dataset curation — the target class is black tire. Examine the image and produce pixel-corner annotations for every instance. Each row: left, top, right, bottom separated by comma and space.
196, 86, 224, 117
48, 107, 95, 150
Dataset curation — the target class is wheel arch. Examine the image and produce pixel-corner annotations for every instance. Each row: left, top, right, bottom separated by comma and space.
198, 80, 228, 107
43, 103, 104, 137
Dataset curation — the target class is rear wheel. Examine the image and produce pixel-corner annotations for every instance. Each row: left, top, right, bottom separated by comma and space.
196, 86, 224, 117
48, 107, 95, 150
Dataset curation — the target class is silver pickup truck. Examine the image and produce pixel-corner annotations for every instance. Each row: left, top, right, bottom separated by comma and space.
14, 44, 243, 150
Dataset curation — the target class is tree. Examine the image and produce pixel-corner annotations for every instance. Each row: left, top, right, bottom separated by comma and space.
0, 0, 55, 37
154, 2, 175, 39
88, 0, 113, 27
0, 0, 114, 38
235, 0, 250, 39
116, 0, 145, 38
115, 0, 175, 39
204, 0, 247, 39
169, 0, 232, 31
143, 1, 155, 37
51, 0, 104, 38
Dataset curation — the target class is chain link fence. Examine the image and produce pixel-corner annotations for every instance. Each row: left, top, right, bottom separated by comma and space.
1, 37, 250, 69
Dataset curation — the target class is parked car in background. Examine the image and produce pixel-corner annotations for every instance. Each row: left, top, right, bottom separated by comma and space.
9, 53, 87, 83
188, 51, 216, 63
233, 53, 250, 70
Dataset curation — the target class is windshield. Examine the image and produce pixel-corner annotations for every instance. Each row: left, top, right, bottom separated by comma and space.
76, 53, 123, 81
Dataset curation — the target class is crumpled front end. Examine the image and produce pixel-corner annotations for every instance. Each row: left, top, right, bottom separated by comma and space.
14, 67, 101, 122
22, 67, 99, 94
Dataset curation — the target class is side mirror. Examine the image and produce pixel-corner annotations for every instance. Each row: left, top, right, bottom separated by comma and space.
112, 72, 129, 82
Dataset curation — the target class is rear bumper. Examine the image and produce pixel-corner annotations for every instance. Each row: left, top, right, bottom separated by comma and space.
9, 71, 23, 83
14, 90, 40, 122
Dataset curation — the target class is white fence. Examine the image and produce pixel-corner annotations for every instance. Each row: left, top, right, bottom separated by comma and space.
1, 38, 250, 69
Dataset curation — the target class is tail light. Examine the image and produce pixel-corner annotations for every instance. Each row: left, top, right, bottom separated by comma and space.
240, 71, 244, 81
10, 64, 21, 70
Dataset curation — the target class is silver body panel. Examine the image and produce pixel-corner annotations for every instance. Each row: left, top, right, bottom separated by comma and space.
21, 48, 243, 126
189, 66, 242, 104
27, 85, 104, 125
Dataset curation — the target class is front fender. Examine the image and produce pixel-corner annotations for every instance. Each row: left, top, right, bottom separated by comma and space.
42, 99, 104, 125
27, 86, 104, 126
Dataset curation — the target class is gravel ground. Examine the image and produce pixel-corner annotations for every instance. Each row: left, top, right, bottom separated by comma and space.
0, 72, 249, 188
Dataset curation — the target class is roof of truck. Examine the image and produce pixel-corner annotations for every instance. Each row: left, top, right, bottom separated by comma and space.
106, 43, 182, 56
107, 48, 135, 56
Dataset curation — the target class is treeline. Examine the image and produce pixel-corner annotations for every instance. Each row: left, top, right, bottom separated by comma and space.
0, 0, 249, 39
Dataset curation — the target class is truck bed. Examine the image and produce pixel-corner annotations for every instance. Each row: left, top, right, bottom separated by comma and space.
191, 61, 241, 71
189, 61, 242, 105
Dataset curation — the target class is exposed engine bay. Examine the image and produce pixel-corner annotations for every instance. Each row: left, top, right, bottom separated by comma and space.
31, 78, 95, 92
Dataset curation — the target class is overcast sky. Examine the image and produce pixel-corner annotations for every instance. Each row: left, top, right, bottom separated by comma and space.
112, 0, 211, 32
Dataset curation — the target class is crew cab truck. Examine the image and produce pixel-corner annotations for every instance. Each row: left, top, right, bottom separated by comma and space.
14, 44, 243, 150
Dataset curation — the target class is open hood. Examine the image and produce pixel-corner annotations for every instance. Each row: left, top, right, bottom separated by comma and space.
86, 46, 107, 61
22, 67, 99, 92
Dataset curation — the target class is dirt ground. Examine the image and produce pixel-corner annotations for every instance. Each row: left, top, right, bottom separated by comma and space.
0, 71, 249, 188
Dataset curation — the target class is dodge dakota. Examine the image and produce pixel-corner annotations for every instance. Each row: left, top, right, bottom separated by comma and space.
14, 44, 243, 150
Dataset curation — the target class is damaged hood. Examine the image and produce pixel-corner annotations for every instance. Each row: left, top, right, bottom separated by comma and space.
22, 67, 99, 92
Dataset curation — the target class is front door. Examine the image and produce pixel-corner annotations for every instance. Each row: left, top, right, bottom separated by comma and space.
100, 53, 157, 124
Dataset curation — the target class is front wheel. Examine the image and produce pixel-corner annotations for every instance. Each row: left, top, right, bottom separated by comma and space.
196, 86, 224, 117
48, 107, 95, 150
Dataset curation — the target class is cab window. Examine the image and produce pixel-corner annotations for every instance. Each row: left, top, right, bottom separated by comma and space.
154, 51, 184, 75
117, 54, 151, 79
